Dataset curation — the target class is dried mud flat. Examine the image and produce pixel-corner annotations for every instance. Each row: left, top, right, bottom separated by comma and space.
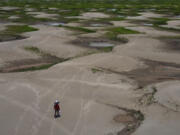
160, 38, 180, 52
0, 55, 67, 73
0, 7, 180, 135
103, 59, 180, 88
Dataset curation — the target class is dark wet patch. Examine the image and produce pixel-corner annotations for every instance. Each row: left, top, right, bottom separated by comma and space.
0, 9, 26, 23
0, 25, 38, 42
89, 42, 114, 48
70, 37, 119, 52
60, 25, 96, 33
160, 38, 180, 52
114, 114, 135, 124
70, 37, 121, 49
155, 25, 180, 32
99, 101, 144, 135
139, 86, 157, 106
100, 59, 180, 88
0, 55, 68, 73
127, 19, 152, 27
0, 34, 26, 42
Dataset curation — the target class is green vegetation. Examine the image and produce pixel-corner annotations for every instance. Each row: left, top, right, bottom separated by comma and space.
58, 17, 79, 23
91, 68, 103, 73
0, 8, 55, 24
0, 25, 38, 42
155, 26, 180, 32
108, 27, 140, 34
117, 11, 141, 17
24, 46, 61, 58
150, 18, 180, 32
14, 16, 53, 24
151, 17, 170, 26
0, 0, 180, 26
0, 0, 179, 16
59, 25, 96, 33
105, 26, 139, 42
21, 46, 69, 72
13, 63, 58, 72
105, 32, 128, 42
139, 87, 157, 105
59, 10, 81, 17
5, 25, 38, 34
97, 17, 125, 22
24, 46, 41, 54
0, 14, 10, 20
99, 46, 113, 52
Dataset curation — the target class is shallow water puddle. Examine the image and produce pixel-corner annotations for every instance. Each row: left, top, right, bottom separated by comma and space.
90, 23, 105, 27
47, 22, 66, 26
143, 23, 153, 26
175, 15, 180, 18
107, 8, 117, 12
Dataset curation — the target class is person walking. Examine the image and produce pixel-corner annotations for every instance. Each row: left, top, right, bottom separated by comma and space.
54, 100, 61, 118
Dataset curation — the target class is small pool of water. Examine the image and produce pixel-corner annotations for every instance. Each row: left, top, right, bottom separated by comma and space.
107, 8, 117, 12
90, 23, 105, 27
89, 42, 114, 48
47, 22, 65, 26
143, 23, 153, 26
90, 22, 112, 27
175, 15, 180, 18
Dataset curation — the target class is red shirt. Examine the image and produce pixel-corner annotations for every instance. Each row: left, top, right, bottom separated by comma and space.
54, 104, 60, 111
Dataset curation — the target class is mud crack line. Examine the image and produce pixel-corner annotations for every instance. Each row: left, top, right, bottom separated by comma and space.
98, 101, 144, 135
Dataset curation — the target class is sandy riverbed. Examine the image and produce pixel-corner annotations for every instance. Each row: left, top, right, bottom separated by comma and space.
0, 9, 180, 135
